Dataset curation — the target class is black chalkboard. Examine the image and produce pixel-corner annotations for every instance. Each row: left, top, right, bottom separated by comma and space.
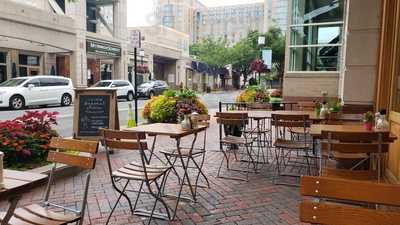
77, 95, 110, 137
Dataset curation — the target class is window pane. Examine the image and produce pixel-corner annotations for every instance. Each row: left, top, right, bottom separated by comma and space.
289, 46, 341, 71
0, 52, 6, 64
394, 74, 400, 112
291, 25, 342, 45
292, 0, 344, 24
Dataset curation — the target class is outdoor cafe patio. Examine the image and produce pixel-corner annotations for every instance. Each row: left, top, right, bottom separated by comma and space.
1, 0, 400, 224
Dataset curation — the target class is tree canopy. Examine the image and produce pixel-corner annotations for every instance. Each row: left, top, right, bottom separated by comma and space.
189, 27, 286, 76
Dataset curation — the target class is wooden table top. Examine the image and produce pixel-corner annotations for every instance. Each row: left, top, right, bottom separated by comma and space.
310, 124, 397, 140
218, 110, 363, 121
0, 170, 47, 199
124, 123, 207, 138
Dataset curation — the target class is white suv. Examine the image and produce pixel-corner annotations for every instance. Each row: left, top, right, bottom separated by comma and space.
0, 76, 74, 110
90, 80, 135, 101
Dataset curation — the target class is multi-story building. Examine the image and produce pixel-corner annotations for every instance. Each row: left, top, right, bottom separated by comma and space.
264, 0, 288, 32
155, 0, 206, 43
196, 3, 265, 44
0, 0, 128, 87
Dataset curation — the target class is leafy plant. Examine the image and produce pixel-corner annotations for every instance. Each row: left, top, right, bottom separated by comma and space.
362, 111, 375, 123
0, 111, 59, 170
177, 89, 197, 99
236, 86, 269, 103
163, 89, 177, 98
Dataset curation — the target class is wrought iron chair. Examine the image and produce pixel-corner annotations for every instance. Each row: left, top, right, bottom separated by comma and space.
101, 129, 172, 225
0, 138, 99, 225
216, 112, 258, 181
272, 114, 313, 186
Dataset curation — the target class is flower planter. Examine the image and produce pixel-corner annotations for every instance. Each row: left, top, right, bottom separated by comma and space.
364, 122, 373, 131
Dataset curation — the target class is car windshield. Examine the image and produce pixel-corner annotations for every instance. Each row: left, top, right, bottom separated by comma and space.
0, 78, 28, 87
94, 81, 112, 87
139, 82, 155, 88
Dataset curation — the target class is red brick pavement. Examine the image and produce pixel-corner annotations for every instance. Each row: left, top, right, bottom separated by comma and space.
0, 114, 307, 225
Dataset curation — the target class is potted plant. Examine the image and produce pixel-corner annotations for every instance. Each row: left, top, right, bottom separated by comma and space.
314, 101, 322, 117
328, 98, 343, 120
362, 111, 375, 131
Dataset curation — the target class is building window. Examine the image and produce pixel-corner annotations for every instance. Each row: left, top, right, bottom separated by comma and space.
0, 52, 6, 83
289, 0, 344, 72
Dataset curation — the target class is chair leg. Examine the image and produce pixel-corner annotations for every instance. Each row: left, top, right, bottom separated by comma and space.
106, 180, 130, 225
133, 181, 144, 211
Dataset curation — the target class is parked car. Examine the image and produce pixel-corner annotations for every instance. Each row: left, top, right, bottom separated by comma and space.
0, 76, 74, 110
137, 80, 169, 98
90, 80, 135, 101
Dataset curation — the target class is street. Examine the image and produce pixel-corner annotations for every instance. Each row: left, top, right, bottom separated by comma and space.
0, 91, 239, 137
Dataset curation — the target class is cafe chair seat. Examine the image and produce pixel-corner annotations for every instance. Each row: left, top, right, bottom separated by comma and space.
289, 127, 310, 135
274, 139, 310, 149
113, 162, 171, 181
221, 135, 255, 145
243, 127, 271, 134
0, 204, 80, 225
160, 148, 205, 158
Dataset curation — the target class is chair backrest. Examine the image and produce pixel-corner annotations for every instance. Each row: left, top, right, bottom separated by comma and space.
45, 138, 99, 220
48, 138, 99, 170
272, 114, 310, 128
216, 112, 249, 126
192, 114, 211, 127
248, 103, 271, 110
100, 129, 150, 177
320, 131, 391, 154
296, 102, 315, 111
299, 176, 400, 225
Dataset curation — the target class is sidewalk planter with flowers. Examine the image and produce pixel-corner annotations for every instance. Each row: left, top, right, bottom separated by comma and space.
0, 111, 59, 170
362, 111, 375, 131
142, 89, 208, 123
236, 86, 270, 104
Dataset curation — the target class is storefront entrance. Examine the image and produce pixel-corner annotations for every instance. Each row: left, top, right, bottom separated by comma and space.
0, 52, 6, 83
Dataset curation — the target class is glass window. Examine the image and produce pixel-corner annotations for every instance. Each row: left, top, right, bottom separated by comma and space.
0, 78, 28, 87
54, 78, 69, 86
19, 55, 40, 66
290, 46, 340, 71
292, 0, 344, 25
289, 0, 344, 72
24, 78, 40, 87
0, 52, 6, 64
39, 78, 56, 87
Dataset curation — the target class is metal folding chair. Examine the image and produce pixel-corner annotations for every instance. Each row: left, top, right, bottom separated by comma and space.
320, 131, 390, 182
272, 114, 313, 186
0, 138, 99, 225
216, 112, 258, 181
160, 114, 211, 202
101, 129, 172, 225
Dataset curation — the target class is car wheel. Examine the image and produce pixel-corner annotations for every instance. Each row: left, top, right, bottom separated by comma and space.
61, 94, 72, 106
9, 95, 25, 110
149, 91, 155, 99
127, 92, 134, 101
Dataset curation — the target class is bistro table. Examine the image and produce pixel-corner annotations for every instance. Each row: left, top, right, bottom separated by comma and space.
124, 123, 207, 220
0, 169, 47, 225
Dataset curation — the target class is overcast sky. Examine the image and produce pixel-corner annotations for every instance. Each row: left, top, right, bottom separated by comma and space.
127, 0, 264, 27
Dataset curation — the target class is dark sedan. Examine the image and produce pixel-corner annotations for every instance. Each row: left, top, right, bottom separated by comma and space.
137, 80, 169, 98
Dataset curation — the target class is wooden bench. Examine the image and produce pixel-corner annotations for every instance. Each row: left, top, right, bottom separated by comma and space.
300, 176, 400, 225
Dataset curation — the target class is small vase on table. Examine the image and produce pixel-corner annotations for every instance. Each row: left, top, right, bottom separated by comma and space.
181, 114, 192, 130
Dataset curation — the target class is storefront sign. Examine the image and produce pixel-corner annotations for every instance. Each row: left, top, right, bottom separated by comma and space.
87, 40, 121, 57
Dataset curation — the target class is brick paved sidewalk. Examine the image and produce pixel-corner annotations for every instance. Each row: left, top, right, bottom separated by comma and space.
1, 113, 306, 225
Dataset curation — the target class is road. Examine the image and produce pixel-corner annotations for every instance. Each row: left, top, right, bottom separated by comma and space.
0, 91, 239, 137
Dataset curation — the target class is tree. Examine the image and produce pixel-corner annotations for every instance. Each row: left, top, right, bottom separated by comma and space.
189, 38, 231, 67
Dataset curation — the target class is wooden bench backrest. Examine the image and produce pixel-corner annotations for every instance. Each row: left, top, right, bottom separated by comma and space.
301, 176, 400, 206
48, 138, 99, 170
100, 129, 148, 151
297, 102, 315, 111
300, 176, 400, 225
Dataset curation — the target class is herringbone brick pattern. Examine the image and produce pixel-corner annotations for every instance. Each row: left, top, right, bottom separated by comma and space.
0, 116, 307, 225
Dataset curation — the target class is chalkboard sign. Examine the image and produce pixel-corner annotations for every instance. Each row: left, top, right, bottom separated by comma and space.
73, 89, 119, 140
